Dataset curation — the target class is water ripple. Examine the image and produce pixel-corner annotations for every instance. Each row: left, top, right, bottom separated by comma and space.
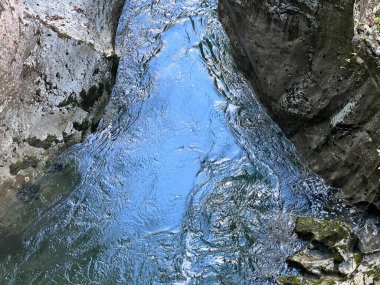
0, 0, 331, 284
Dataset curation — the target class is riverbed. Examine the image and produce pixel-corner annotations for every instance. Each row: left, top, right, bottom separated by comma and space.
0, 0, 331, 283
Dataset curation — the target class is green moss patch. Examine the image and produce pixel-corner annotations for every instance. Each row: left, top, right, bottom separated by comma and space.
27, 134, 58, 150
57, 32, 72, 40
10, 156, 39, 175
353, 253, 364, 266
295, 217, 352, 247
276, 276, 330, 285
58, 94, 77, 107
73, 120, 90, 137
80, 84, 104, 111
277, 276, 338, 285
277, 276, 305, 285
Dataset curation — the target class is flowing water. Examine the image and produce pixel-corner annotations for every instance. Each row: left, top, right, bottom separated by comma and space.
0, 0, 332, 284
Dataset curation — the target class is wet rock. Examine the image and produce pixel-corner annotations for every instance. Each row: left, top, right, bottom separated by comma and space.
289, 217, 360, 277
339, 254, 380, 284
17, 184, 40, 203
219, 0, 380, 210
358, 234, 380, 255
277, 275, 337, 285
295, 217, 356, 263
287, 249, 336, 276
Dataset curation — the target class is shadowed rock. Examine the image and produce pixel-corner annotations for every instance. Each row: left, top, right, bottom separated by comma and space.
219, 0, 380, 210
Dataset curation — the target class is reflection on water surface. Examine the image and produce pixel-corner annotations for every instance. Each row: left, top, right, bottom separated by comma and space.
0, 0, 329, 284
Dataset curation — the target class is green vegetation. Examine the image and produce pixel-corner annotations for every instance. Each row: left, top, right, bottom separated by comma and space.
276, 276, 334, 285
73, 120, 90, 137
10, 156, 39, 175
295, 217, 352, 246
366, 267, 380, 281
79, 82, 111, 111
353, 253, 364, 266
277, 276, 306, 285
27, 134, 58, 150
295, 217, 354, 263
58, 94, 77, 107
57, 32, 72, 40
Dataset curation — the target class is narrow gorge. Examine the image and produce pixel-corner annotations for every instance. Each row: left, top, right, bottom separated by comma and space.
0, 0, 378, 284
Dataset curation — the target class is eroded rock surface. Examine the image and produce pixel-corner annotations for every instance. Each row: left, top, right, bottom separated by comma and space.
278, 217, 380, 285
219, 0, 380, 209
0, 0, 124, 225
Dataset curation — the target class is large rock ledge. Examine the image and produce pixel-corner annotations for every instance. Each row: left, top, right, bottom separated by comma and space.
0, 0, 124, 221
219, 0, 380, 209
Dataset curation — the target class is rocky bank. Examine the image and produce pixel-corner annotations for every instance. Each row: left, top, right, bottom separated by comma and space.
277, 217, 380, 285
0, 0, 124, 229
219, 0, 380, 210
219, 0, 380, 283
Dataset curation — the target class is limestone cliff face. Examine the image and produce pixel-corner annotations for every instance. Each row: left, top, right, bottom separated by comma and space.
219, 0, 380, 209
0, 0, 124, 220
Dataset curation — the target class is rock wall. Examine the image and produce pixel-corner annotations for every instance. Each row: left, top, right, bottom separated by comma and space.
0, 0, 124, 221
219, 0, 380, 209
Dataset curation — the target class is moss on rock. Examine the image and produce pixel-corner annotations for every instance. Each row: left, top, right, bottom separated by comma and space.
279, 217, 370, 284
276, 276, 335, 285
295, 217, 354, 262
58, 94, 77, 107
9, 156, 39, 175
353, 253, 363, 265
80, 83, 104, 111
73, 120, 90, 138
27, 134, 58, 150
295, 217, 352, 245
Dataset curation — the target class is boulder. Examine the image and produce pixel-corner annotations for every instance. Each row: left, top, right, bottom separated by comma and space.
278, 217, 380, 284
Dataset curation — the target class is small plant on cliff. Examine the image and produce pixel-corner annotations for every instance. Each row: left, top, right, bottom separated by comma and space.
378, 150, 380, 178
9, 156, 39, 175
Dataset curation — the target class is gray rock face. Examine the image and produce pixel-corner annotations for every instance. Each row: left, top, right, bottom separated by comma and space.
219, 0, 380, 209
278, 217, 380, 285
0, 0, 124, 221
